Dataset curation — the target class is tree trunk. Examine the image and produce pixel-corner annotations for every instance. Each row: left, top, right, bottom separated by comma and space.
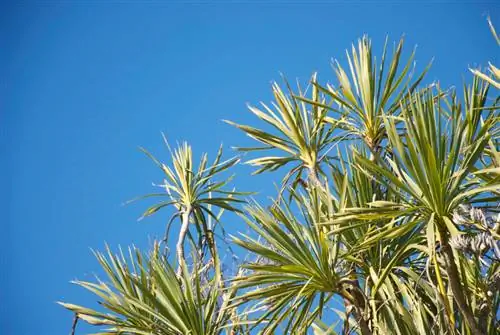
355, 314, 372, 335
308, 166, 321, 188
206, 229, 222, 286
441, 236, 483, 335
341, 285, 372, 335
352, 288, 372, 335
176, 205, 191, 277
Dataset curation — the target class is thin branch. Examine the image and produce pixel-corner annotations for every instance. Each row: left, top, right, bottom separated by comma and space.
69, 313, 79, 335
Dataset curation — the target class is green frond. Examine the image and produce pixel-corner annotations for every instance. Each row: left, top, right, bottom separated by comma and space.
227, 74, 339, 190
138, 141, 243, 217
306, 36, 431, 155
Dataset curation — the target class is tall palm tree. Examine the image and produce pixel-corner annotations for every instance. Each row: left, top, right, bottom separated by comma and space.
333, 85, 498, 334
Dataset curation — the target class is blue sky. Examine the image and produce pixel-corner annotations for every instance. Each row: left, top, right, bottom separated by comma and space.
2, 1, 498, 334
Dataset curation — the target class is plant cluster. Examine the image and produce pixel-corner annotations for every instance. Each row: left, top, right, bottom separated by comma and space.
61, 26, 499, 335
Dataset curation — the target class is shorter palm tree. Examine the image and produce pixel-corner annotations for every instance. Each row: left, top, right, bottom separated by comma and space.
137, 139, 246, 277
59, 243, 241, 335
331, 85, 498, 334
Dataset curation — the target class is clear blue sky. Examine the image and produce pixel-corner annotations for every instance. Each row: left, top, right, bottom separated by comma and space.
2, 1, 498, 334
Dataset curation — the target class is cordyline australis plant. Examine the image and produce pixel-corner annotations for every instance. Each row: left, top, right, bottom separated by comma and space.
60, 28, 499, 335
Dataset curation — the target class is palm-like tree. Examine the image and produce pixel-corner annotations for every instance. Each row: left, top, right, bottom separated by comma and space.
226, 74, 339, 191
333, 85, 498, 333
59, 243, 241, 335
62, 30, 499, 335
230, 157, 442, 335
230, 194, 358, 334
304, 36, 431, 159
138, 140, 246, 277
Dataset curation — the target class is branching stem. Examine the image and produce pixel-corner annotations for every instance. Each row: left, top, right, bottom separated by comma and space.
176, 205, 192, 277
